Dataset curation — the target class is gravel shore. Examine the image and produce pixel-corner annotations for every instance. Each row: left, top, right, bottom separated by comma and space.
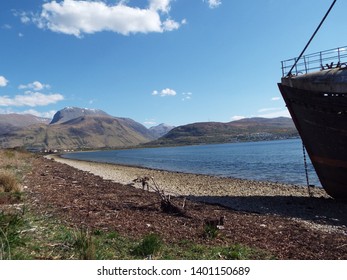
49, 154, 326, 198
47, 155, 347, 235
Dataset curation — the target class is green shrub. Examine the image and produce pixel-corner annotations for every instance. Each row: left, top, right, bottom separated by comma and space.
220, 244, 256, 260
202, 224, 219, 239
73, 228, 96, 260
132, 233, 163, 258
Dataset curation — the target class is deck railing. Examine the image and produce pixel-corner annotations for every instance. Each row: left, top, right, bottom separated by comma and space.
281, 46, 347, 77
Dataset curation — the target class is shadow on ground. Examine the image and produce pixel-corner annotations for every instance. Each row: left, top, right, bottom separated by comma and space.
187, 194, 347, 228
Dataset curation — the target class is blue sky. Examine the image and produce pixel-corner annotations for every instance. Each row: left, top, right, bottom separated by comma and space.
0, 0, 346, 127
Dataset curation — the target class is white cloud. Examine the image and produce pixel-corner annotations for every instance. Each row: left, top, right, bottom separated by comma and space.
231, 115, 245, 121
0, 108, 56, 119
21, 109, 43, 116
0, 91, 64, 107
25, 0, 183, 37
20, 12, 31, 24
152, 88, 177, 97
150, 0, 171, 13
163, 18, 180, 31
257, 108, 291, 118
231, 107, 291, 121
2, 24, 12, 29
182, 92, 192, 101
205, 0, 222, 9
21, 109, 57, 119
144, 120, 157, 126
0, 76, 9, 87
258, 107, 282, 113
0, 108, 13, 114
271, 97, 281, 101
19, 81, 50, 91
41, 110, 58, 119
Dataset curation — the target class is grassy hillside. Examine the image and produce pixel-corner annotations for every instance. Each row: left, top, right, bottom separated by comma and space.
150, 117, 298, 146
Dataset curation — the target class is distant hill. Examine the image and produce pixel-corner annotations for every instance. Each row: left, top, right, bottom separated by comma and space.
0, 107, 156, 150
149, 123, 175, 138
149, 117, 298, 146
0, 113, 50, 135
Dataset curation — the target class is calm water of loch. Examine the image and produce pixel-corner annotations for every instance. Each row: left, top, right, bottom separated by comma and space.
62, 139, 321, 187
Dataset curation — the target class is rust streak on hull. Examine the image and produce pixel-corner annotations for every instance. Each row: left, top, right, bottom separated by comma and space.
311, 155, 347, 169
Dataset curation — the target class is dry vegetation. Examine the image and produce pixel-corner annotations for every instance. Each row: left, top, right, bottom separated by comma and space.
1, 149, 347, 260
0, 172, 20, 193
0, 149, 30, 204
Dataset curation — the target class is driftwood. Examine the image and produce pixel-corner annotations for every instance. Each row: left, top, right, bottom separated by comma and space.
133, 176, 186, 216
133, 176, 150, 191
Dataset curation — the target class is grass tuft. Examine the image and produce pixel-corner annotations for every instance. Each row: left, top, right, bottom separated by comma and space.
0, 213, 27, 260
73, 227, 96, 260
0, 171, 22, 193
132, 233, 163, 258
202, 224, 219, 239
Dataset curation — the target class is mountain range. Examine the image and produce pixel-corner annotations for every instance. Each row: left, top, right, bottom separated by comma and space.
0, 107, 298, 151
0, 107, 173, 151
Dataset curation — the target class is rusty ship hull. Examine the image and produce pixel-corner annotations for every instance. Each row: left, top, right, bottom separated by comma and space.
278, 66, 347, 199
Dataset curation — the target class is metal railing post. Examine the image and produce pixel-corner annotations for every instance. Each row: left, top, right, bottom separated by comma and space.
303, 56, 307, 74
338, 47, 341, 62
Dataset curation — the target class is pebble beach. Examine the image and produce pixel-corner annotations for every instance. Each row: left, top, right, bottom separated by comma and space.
49, 154, 326, 199
45, 154, 347, 236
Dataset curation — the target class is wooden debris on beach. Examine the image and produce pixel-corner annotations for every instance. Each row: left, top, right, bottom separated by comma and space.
133, 176, 150, 191
133, 176, 186, 216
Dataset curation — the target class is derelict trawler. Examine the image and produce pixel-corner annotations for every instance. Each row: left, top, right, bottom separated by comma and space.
277, 0, 347, 199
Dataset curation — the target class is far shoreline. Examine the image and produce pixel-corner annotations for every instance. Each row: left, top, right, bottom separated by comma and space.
56, 138, 321, 188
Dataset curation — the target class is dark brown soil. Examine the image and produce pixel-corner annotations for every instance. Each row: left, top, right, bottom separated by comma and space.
24, 157, 347, 259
